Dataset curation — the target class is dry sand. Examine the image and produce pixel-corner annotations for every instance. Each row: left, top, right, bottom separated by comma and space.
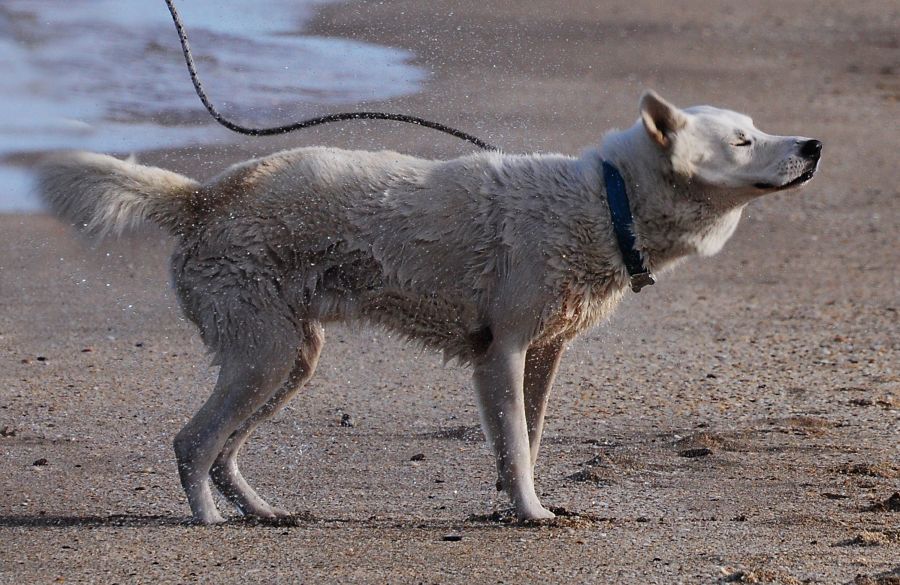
1, 1, 898, 583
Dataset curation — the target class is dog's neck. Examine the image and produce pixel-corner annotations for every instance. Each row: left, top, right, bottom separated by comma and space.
592, 124, 744, 275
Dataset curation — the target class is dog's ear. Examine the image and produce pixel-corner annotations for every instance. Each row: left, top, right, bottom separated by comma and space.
640, 90, 686, 149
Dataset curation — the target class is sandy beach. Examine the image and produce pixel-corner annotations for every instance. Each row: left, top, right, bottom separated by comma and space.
1, 1, 897, 583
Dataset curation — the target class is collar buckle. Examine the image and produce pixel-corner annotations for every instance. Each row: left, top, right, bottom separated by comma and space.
630, 271, 656, 293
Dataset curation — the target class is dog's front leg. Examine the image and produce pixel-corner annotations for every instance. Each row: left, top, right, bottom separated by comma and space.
524, 339, 565, 469
473, 338, 555, 521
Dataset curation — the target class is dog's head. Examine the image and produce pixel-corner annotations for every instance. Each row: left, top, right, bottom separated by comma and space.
639, 90, 821, 207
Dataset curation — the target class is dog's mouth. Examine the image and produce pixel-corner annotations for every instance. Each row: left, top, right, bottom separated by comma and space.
754, 167, 817, 191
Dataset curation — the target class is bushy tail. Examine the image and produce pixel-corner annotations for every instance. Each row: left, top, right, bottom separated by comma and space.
36, 151, 200, 236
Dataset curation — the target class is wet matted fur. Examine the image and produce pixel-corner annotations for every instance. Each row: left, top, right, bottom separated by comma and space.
38, 91, 821, 523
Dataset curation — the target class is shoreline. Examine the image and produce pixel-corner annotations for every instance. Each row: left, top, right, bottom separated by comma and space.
0, 0, 426, 212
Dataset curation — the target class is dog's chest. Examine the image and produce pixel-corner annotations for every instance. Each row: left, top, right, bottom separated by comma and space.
536, 282, 625, 343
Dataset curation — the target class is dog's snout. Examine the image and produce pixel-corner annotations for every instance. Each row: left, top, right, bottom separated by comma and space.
800, 139, 822, 160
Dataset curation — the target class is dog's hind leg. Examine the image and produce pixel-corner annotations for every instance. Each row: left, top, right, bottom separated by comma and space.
210, 321, 324, 519
173, 329, 298, 524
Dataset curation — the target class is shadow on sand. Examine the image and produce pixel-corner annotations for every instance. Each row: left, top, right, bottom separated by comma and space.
0, 511, 323, 529
0, 514, 186, 528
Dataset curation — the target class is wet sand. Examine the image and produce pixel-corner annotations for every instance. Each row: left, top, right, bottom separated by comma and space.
1, 1, 898, 583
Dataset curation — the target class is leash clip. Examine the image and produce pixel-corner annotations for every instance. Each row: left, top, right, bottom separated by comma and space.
630, 271, 656, 293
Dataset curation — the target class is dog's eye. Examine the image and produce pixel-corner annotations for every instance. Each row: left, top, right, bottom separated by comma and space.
733, 138, 752, 147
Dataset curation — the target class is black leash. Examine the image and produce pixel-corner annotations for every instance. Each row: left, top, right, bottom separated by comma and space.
163, 0, 498, 150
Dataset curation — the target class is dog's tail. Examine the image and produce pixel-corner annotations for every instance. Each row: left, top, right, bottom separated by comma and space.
37, 151, 200, 236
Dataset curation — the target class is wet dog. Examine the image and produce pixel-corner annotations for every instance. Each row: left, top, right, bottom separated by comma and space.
38, 91, 821, 523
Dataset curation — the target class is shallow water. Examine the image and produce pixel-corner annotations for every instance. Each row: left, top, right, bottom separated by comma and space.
0, 0, 425, 211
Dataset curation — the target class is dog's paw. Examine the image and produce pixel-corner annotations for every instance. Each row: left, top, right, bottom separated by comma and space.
182, 512, 227, 526
516, 506, 556, 523
266, 507, 295, 519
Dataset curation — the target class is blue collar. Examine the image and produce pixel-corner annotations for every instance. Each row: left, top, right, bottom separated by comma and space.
601, 160, 656, 293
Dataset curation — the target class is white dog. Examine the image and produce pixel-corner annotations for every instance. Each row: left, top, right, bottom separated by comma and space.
38, 91, 821, 523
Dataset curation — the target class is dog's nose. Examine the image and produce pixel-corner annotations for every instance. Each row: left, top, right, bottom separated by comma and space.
800, 139, 822, 159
